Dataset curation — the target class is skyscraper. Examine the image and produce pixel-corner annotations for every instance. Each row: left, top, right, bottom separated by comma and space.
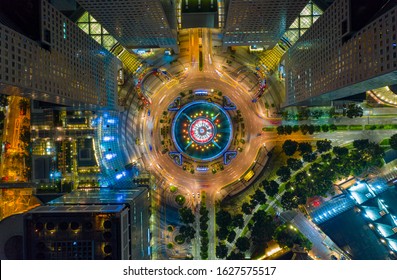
285, 0, 397, 106
76, 0, 178, 50
0, 0, 120, 109
23, 188, 150, 260
223, 0, 307, 48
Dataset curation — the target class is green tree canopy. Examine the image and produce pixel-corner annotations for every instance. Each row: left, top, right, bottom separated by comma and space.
216, 210, 232, 228
251, 210, 276, 249
287, 158, 303, 171
264, 180, 279, 197
216, 244, 228, 259
179, 207, 195, 224
277, 166, 291, 182
346, 104, 363, 118
391, 134, 397, 150
281, 191, 299, 210
298, 142, 312, 155
316, 139, 332, 153
251, 189, 267, 205
282, 140, 298, 156
232, 214, 244, 229
236, 237, 251, 252
333, 146, 349, 158
227, 251, 245, 260
241, 202, 253, 215
227, 230, 236, 243
274, 223, 312, 250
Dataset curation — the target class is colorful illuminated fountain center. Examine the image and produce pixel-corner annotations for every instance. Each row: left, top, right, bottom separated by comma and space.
171, 101, 233, 161
190, 118, 215, 144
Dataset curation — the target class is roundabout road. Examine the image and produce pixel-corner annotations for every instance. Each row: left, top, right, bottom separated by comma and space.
141, 69, 270, 193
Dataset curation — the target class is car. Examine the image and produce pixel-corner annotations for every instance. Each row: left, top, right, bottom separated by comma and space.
197, 193, 200, 198
147, 109, 151, 116
192, 193, 195, 198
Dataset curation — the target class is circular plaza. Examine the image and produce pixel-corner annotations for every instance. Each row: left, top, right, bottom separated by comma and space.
171, 100, 233, 162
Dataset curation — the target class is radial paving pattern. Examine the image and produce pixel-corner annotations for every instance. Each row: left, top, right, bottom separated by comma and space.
171, 101, 233, 161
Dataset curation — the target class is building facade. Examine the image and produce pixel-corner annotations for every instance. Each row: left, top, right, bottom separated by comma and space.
0, 0, 120, 109
285, 0, 397, 106
76, 0, 177, 49
23, 188, 150, 260
223, 0, 307, 48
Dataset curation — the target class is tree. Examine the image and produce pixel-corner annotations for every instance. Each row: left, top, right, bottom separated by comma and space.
302, 153, 316, 163
329, 124, 337, 131
19, 128, 31, 143
316, 139, 332, 153
264, 180, 279, 197
294, 171, 307, 185
321, 124, 329, 132
236, 237, 251, 252
18, 98, 29, 112
217, 227, 230, 240
227, 251, 245, 260
216, 244, 228, 259
353, 139, 370, 150
179, 225, 195, 240
200, 206, 209, 216
300, 124, 309, 135
241, 202, 253, 215
321, 153, 332, 162
274, 224, 312, 250
284, 125, 293, 135
329, 107, 337, 118
282, 140, 298, 156
298, 142, 312, 155
227, 230, 236, 243
277, 166, 291, 182
179, 207, 195, 224
0, 94, 9, 107
333, 146, 348, 158
261, 179, 270, 189
297, 107, 310, 120
346, 104, 363, 118
277, 126, 285, 135
282, 111, 293, 121
200, 222, 208, 231
232, 214, 244, 229
251, 210, 276, 249
281, 191, 299, 210
216, 210, 232, 228
287, 158, 303, 171
251, 189, 267, 205
307, 125, 315, 135
311, 110, 324, 119
390, 134, 397, 150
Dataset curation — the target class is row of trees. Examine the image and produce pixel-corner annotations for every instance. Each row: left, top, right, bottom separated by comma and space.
281, 104, 363, 121
281, 107, 335, 121
199, 201, 209, 259
215, 209, 244, 259
178, 207, 196, 242
282, 139, 332, 157
276, 124, 337, 135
